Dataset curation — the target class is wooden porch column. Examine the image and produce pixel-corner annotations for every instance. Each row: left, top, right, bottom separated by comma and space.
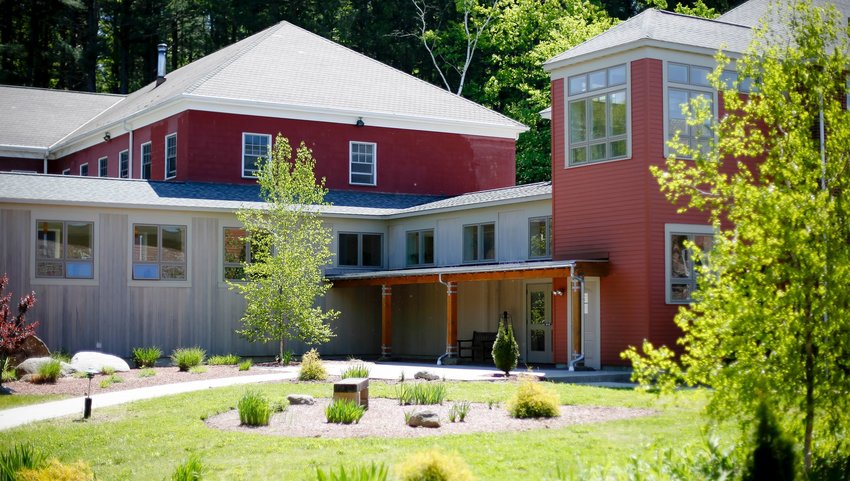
445, 281, 458, 357
381, 285, 392, 358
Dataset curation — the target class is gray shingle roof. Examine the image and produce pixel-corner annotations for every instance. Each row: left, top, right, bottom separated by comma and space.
0, 86, 123, 151
718, 0, 850, 27
394, 182, 551, 216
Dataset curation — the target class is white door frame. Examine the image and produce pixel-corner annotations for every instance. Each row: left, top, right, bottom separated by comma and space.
525, 282, 553, 364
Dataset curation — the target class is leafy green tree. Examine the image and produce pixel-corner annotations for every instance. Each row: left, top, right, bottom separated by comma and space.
623, 1, 850, 472
492, 317, 518, 377
230, 135, 338, 361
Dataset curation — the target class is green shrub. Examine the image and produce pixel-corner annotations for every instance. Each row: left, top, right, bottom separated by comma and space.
340, 363, 370, 379
131, 346, 161, 368
448, 401, 471, 423
171, 347, 205, 372
238, 359, 252, 371
0, 444, 46, 481
492, 318, 519, 377
316, 463, 388, 481
396, 449, 475, 481
31, 359, 61, 384
207, 354, 240, 366
281, 350, 294, 366
99, 373, 123, 389
744, 401, 795, 481
49, 351, 72, 363
238, 390, 271, 426
298, 349, 327, 381
100, 366, 116, 375
170, 454, 205, 481
325, 399, 366, 424
189, 366, 207, 374
138, 368, 156, 378
1, 358, 16, 383
16, 459, 94, 481
396, 382, 447, 405
507, 378, 560, 419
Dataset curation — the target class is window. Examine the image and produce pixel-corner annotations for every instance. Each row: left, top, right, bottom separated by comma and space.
133, 224, 187, 280
242, 133, 271, 178
36, 220, 94, 279
98, 157, 108, 177
667, 63, 715, 156
79, 163, 88, 176
141, 142, 152, 180
406, 229, 434, 266
338, 233, 382, 267
349, 142, 376, 186
223, 228, 251, 280
165, 133, 177, 179
62, 169, 70, 175
666, 224, 713, 303
463, 223, 495, 263
567, 64, 628, 166
119, 150, 129, 179
529, 216, 552, 259
720, 70, 753, 93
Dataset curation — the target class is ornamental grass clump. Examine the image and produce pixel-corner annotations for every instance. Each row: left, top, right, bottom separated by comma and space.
298, 349, 327, 381
396, 382, 447, 405
396, 449, 475, 481
131, 346, 161, 368
30, 359, 61, 384
0, 443, 46, 481
207, 354, 240, 366
507, 378, 560, 419
448, 401, 471, 423
171, 347, 205, 372
238, 390, 272, 426
340, 363, 370, 379
238, 359, 252, 371
324, 399, 366, 424
170, 454, 205, 481
315, 463, 388, 481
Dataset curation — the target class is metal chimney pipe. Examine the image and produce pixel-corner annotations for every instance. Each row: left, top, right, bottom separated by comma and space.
156, 44, 168, 86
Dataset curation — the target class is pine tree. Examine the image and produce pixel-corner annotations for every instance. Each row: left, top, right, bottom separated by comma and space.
492, 317, 518, 377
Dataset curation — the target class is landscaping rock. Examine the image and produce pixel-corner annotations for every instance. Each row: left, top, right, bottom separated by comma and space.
15, 357, 75, 378
71, 351, 130, 373
414, 371, 440, 381
287, 394, 316, 405
9, 335, 50, 366
407, 410, 441, 428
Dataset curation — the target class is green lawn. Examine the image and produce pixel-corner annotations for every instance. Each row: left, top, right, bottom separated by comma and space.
0, 393, 69, 410
5, 382, 725, 480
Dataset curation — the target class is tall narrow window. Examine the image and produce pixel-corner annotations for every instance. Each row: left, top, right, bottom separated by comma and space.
463, 223, 495, 263
529, 216, 552, 259
338, 232, 382, 267
165, 133, 177, 179
666, 224, 713, 303
406, 229, 434, 266
79, 163, 89, 176
35, 220, 94, 279
133, 224, 187, 280
567, 64, 628, 166
98, 157, 108, 177
349, 142, 376, 186
242, 133, 271, 178
667, 63, 715, 157
223, 227, 254, 281
141, 142, 152, 180
119, 150, 129, 178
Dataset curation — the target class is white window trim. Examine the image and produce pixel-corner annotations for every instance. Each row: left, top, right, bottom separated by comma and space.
127, 214, 191, 287
79, 163, 88, 176
528, 216, 552, 259
98, 156, 108, 177
337, 231, 384, 268
462, 222, 496, 264
241, 132, 272, 179
62, 168, 71, 175
29, 210, 98, 286
565, 63, 631, 168
119, 150, 129, 179
349, 141, 377, 186
405, 228, 435, 267
663, 60, 717, 159
221, 226, 252, 283
164, 133, 177, 180
140, 141, 152, 180
664, 223, 714, 304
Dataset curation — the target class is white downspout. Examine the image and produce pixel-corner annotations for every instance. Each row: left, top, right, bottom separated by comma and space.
43, 150, 48, 174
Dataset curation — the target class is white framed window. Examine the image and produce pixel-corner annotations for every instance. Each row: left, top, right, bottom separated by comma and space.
665, 224, 714, 304
463, 222, 495, 263
349, 141, 376, 186
338, 232, 382, 267
119, 150, 129, 179
98, 156, 108, 177
242, 133, 271, 178
141, 142, 152, 180
79, 163, 89, 176
132, 224, 187, 280
666, 62, 715, 157
529, 216, 552, 259
35, 220, 94, 279
165, 133, 177, 179
62, 169, 70, 175
567, 64, 628, 166
406, 229, 434, 266
223, 227, 262, 281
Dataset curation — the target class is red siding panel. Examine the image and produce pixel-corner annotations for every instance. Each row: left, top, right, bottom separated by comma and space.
0, 157, 43, 172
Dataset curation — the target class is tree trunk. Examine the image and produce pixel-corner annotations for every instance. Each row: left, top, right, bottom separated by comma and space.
804, 325, 815, 472
279, 338, 285, 364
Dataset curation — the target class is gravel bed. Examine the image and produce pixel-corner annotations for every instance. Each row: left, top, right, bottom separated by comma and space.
205, 397, 654, 439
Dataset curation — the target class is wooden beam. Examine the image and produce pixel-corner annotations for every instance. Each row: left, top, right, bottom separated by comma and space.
442, 267, 571, 283
331, 274, 439, 288
445, 281, 458, 357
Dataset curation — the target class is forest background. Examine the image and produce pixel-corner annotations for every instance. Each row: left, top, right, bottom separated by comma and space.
0, 0, 736, 183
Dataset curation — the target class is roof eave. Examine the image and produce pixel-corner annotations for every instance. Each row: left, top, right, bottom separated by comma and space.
0, 145, 49, 159
387, 191, 552, 219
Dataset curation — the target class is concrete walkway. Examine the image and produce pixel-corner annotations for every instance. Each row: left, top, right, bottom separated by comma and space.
1, 361, 632, 431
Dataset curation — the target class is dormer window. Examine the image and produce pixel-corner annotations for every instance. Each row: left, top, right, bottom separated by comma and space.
567, 64, 628, 166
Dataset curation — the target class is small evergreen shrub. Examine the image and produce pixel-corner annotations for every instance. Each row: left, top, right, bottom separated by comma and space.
171, 347, 205, 371
238, 359, 252, 371
743, 401, 795, 481
396, 382, 447, 405
31, 359, 61, 384
170, 454, 205, 481
16, 460, 94, 481
238, 390, 271, 426
325, 399, 366, 424
448, 401, 471, 422
396, 449, 475, 481
492, 319, 519, 377
0, 444, 46, 481
298, 349, 327, 381
507, 378, 560, 419
340, 363, 370, 379
207, 354, 240, 366
131, 346, 161, 368
138, 368, 156, 378
315, 463, 388, 481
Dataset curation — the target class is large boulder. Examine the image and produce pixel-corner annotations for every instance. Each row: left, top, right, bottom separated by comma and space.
8, 335, 50, 366
414, 371, 440, 381
407, 410, 441, 428
71, 351, 130, 373
15, 357, 75, 378
287, 394, 315, 405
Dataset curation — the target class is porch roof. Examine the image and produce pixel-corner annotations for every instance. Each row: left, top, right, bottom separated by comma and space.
328, 259, 608, 287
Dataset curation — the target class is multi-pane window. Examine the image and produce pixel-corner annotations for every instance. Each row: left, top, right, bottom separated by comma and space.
223, 228, 250, 280
338, 233, 382, 267
98, 157, 108, 177
242, 133, 271, 177
406, 229, 434, 266
667, 226, 713, 303
463, 223, 495, 263
119, 150, 129, 178
667, 63, 714, 156
349, 142, 376, 186
132, 224, 187, 280
141, 142, 152, 180
80, 163, 89, 176
165, 133, 177, 179
35, 220, 94, 279
719, 70, 753, 93
529, 216, 552, 259
567, 64, 628, 166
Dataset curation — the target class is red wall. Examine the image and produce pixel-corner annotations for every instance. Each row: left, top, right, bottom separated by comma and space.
0, 157, 43, 172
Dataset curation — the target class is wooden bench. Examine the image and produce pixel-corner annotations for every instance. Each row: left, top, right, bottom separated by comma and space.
333, 377, 369, 408
457, 331, 497, 363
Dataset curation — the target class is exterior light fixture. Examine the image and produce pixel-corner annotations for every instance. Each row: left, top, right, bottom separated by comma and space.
103, 132, 111, 142
83, 369, 96, 419
552, 289, 564, 296
355, 117, 365, 127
